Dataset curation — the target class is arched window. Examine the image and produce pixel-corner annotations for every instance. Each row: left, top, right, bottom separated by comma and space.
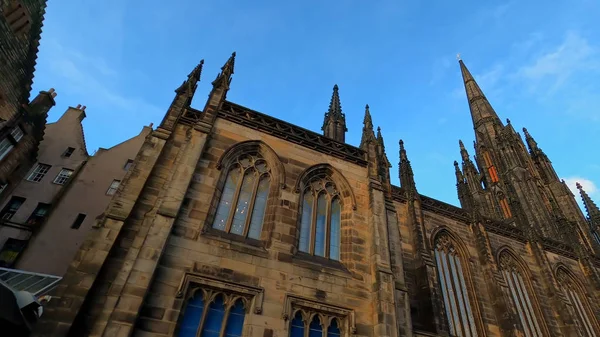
556, 268, 599, 337
498, 251, 544, 337
299, 177, 341, 260
288, 311, 345, 337
178, 290, 248, 337
290, 311, 305, 337
213, 154, 271, 239
434, 233, 479, 337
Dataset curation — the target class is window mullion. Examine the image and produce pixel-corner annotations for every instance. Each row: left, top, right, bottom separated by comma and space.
325, 195, 332, 258
225, 168, 244, 233
310, 191, 318, 255
242, 172, 261, 237
218, 300, 232, 337
195, 292, 210, 337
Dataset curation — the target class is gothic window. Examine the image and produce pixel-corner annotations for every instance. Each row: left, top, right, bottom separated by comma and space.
482, 151, 499, 183
434, 234, 479, 337
499, 252, 544, 337
556, 268, 599, 337
497, 193, 512, 218
178, 289, 248, 337
298, 176, 341, 260
212, 154, 270, 240
288, 311, 346, 337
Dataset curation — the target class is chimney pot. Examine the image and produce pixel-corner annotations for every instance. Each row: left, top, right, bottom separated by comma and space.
51, 92, 57, 98
76, 104, 81, 109
81, 106, 86, 111
149, 122, 154, 128
48, 88, 55, 93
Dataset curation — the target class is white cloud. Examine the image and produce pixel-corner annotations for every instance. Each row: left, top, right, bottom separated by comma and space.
515, 32, 599, 94
563, 176, 597, 196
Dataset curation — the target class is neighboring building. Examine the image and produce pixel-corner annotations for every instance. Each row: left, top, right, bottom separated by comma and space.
16, 123, 152, 276
0, 0, 56, 189
33, 54, 600, 337
0, 104, 152, 274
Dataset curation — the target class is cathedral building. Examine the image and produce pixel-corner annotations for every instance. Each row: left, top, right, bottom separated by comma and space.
32, 53, 600, 337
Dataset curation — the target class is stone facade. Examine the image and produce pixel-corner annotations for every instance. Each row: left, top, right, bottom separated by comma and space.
32, 54, 600, 337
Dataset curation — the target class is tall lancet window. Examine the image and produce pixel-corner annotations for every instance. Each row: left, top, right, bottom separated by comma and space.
556, 268, 599, 337
299, 176, 342, 260
434, 233, 479, 337
498, 252, 544, 337
212, 154, 271, 239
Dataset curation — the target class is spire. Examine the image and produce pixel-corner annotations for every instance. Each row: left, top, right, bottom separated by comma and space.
328, 84, 342, 118
212, 52, 236, 88
577, 182, 600, 228
459, 59, 503, 137
523, 127, 542, 153
399, 140, 416, 192
454, 160, 464, 183
459, 140, 470, 162
322, 84, 347, 142
360, 104, 376, 149
176, 60, 204, 95
377, 126, 384, 149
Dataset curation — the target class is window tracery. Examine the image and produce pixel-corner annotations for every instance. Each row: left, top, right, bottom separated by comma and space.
556, 268, 598, 337
298, 176, 341, 260
178, 288, 250, 337
212, 154, 271, 239
434, 233, 479, 337
498, 252, 543, 337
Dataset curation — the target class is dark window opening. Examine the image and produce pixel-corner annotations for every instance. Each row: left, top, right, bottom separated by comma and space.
71, 213, 86, 229
26, 203, 51, 226
124, 159, 134, 171
63, 147, 75, 158
0, 196, 25, 220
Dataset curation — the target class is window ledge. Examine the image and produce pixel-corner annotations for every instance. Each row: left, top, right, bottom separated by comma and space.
202, 227, 268, 258
292, 252, 351, 277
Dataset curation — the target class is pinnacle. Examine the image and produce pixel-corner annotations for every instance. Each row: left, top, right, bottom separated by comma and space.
212, 52, 236, 87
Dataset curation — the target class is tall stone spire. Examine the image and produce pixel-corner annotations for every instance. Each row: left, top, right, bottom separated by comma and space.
322, 84, 347, 143
459, 59, 503, 141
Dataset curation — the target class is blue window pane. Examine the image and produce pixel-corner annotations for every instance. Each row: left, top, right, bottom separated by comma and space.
309, 315, 323, 337
299, 193, 313, 252
329, 198, 341, 260
231, 170, 257, 235
201, 295, 226, 337
327, 319, 341, 337
224, 299, 246, 337
248, 176, 270, 239
178, 293, 205, 337
213, 169, 241, 231
314, 194, 327, 257
291, 311, 305, 337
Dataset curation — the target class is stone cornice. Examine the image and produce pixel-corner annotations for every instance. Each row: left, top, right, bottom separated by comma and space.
213, 101, 368, 167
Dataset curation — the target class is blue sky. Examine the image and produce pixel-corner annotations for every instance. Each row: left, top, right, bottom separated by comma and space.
31, 0, 600, 208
